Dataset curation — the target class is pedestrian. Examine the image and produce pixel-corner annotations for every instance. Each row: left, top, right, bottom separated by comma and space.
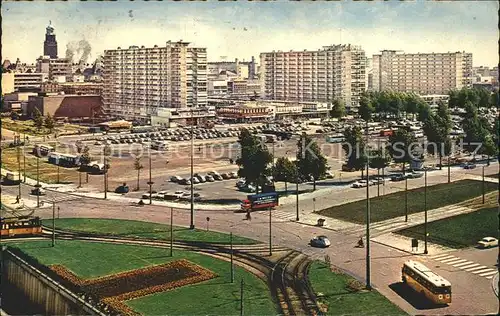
246, 210, 252, 221
15, 196, 20, 204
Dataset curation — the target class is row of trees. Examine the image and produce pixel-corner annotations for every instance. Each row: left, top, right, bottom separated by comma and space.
344, 87, 498, 173
236, 129, 329, 193
33, 108, 55, 132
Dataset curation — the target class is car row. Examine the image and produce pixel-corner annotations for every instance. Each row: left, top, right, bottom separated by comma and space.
141, 190, 202, 202
170, 171, 238, 185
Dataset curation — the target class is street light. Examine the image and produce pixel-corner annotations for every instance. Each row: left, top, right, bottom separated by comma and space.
424, 169, 428, 254
147, 149, 154, 205
36, 156, 41, 208
190, 108, 195, 230
365, 120, 371, 290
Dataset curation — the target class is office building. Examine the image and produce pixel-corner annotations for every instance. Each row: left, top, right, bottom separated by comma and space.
2, 72, 49, 93
102, 41, 207, 120
371, 50, 473, 94
260, 44, 366, 107
36, 55, 72, 82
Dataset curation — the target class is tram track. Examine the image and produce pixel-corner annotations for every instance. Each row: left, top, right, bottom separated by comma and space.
34, 227, 319, 315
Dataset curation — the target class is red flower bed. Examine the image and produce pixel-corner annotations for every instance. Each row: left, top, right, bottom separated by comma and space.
50, 259, 217, 315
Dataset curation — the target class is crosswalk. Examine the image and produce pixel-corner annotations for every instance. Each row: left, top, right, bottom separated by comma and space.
430, 253, 499, 279
254, 209, 297, 222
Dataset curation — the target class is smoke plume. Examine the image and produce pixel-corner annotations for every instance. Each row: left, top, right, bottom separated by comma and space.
65, 39, 92, 64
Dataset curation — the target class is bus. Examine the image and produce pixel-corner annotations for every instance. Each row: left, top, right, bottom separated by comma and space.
241, 192, 279, 212
402, 260, 451, 305
32, 144, 55, 157
48, 153, 80, 168
326, 134, 345, 143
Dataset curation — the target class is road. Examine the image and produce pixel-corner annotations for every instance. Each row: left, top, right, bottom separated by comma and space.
1, 163, 498, 315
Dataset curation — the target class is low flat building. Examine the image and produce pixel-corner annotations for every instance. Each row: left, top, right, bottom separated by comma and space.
27, 94, 102, 119
151, 107, 216, 128
1, 72, 48, 93
216, 104, 271, 122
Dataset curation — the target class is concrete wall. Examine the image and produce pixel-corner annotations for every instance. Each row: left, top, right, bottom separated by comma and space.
2, 248, 105, 316
28, 95, 103, 118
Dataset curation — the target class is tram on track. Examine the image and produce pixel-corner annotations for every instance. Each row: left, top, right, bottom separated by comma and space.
0, 216, 43, 238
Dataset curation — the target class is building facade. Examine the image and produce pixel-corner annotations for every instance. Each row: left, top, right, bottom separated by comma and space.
36, 56, 72, 82
1, 73, 48, 93
260, 44, 366, 107
43, 22, 58, 58
371, 50, 473, 94
102, 41, 207, 120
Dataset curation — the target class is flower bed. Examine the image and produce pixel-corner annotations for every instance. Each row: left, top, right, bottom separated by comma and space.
50, 259, 217, 315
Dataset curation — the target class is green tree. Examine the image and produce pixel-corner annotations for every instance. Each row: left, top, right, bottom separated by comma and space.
423, 114, 451, 170
33, 108, 44, 130
44, 114, 55, 132
273, 157, 297, 193
236, 129, 272, 193
477, 88, 491, 108
387, 129, 418, 173
359, 94, 375, 121
296, 133, 328, 191
330, 98, 346, 119
417, 102, 431, 122
133, 152, 144, 191
342, 126, 367, 176
79, 145, 92, 183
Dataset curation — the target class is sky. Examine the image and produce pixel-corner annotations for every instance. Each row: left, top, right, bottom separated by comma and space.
2, 0, 498, 67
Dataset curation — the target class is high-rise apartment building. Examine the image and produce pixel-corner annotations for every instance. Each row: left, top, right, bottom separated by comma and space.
43, 21, 58, 59
260, 44, 366, 107
102, 41, 207, 119
371, 50, 473, 94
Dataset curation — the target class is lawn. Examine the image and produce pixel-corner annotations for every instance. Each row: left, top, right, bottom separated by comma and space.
395, 207, 498, 249
53, 218, 258, 245
317, 180, 498, 224
308, 261, 405, 315
1, 118, 87, 136
1, 145, 77, 184
9, 240, 277, 315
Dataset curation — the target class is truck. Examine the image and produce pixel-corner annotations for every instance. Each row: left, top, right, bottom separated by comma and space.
241, 192, 279, 212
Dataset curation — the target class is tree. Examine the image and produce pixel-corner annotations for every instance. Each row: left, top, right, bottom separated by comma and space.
33, 108, 44, 130
358, 94, 374, 122
330, 98, 346, 119
342, 126, 367, 176
417, 102, 431, 122
387, 129, 418, 173
273, 157, 297, 193
369, 148, 391, 171
236, 129, 272, 193
296, 133, 328, 191
79, 145, 92, 183
44, 114, 55, 132
133, 155, 144, 191
423, 114, 451, 170
477, 88, 491, 108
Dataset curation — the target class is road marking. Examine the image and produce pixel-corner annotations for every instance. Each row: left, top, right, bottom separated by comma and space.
434, 255, 455, 262
453, 261, 473, 267
440, 257, 460, 263
443, 259, 466, 265
431, 253, 453, 259
472, 268, 494, 274
460, 263, 480, 270
465, 265, 486, 272
479, 270, 498, 277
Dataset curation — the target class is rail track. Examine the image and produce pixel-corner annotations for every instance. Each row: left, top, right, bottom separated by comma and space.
32, 227, 320, 315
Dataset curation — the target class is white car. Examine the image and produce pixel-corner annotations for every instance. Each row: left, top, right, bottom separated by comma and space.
173, 191, 185, 199
477, 237, 498, 249
352, 180, 371, 188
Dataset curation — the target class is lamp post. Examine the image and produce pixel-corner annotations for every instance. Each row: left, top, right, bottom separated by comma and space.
23, 134, 26, 182
365, 120, 371, 290
36, 157, 40, 207
424, 169, 428, 254
482, 166, 485, 204
447, 156, 451, 183
16, 135, 22, 200
190, 108, 195, 230
148, 150, 154, 205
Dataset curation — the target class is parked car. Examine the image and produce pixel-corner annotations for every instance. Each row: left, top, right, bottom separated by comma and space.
310, 236, 331, 248
213, 174, 223, 181
203, 175, 213, 182
463, 163, 477, 169
114, 184, 129, 194
352, 180, 370, 188
240, 184, 256, 193
191, 177, 200, 184
229, 171, 239, 179
390, 174, 406, 182
170, 176, 182, 182
477, 237, 498, 249
179, 178, 191, 185
406, 172, 423, 179
30, 188, 46, 196
236, 179, 246, 188
173, 191, 186, 199
370, 177, 385, 185
221, 173, 231, 180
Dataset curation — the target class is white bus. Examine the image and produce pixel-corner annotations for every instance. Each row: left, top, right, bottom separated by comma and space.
32, 144, 55, 157
402, 260, 451, 305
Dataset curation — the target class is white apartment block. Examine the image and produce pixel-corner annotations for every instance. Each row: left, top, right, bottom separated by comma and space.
1, 72, 49, 93
371, 50, 473, 94
102, 41, 207, 119
260, 44, 366, 107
